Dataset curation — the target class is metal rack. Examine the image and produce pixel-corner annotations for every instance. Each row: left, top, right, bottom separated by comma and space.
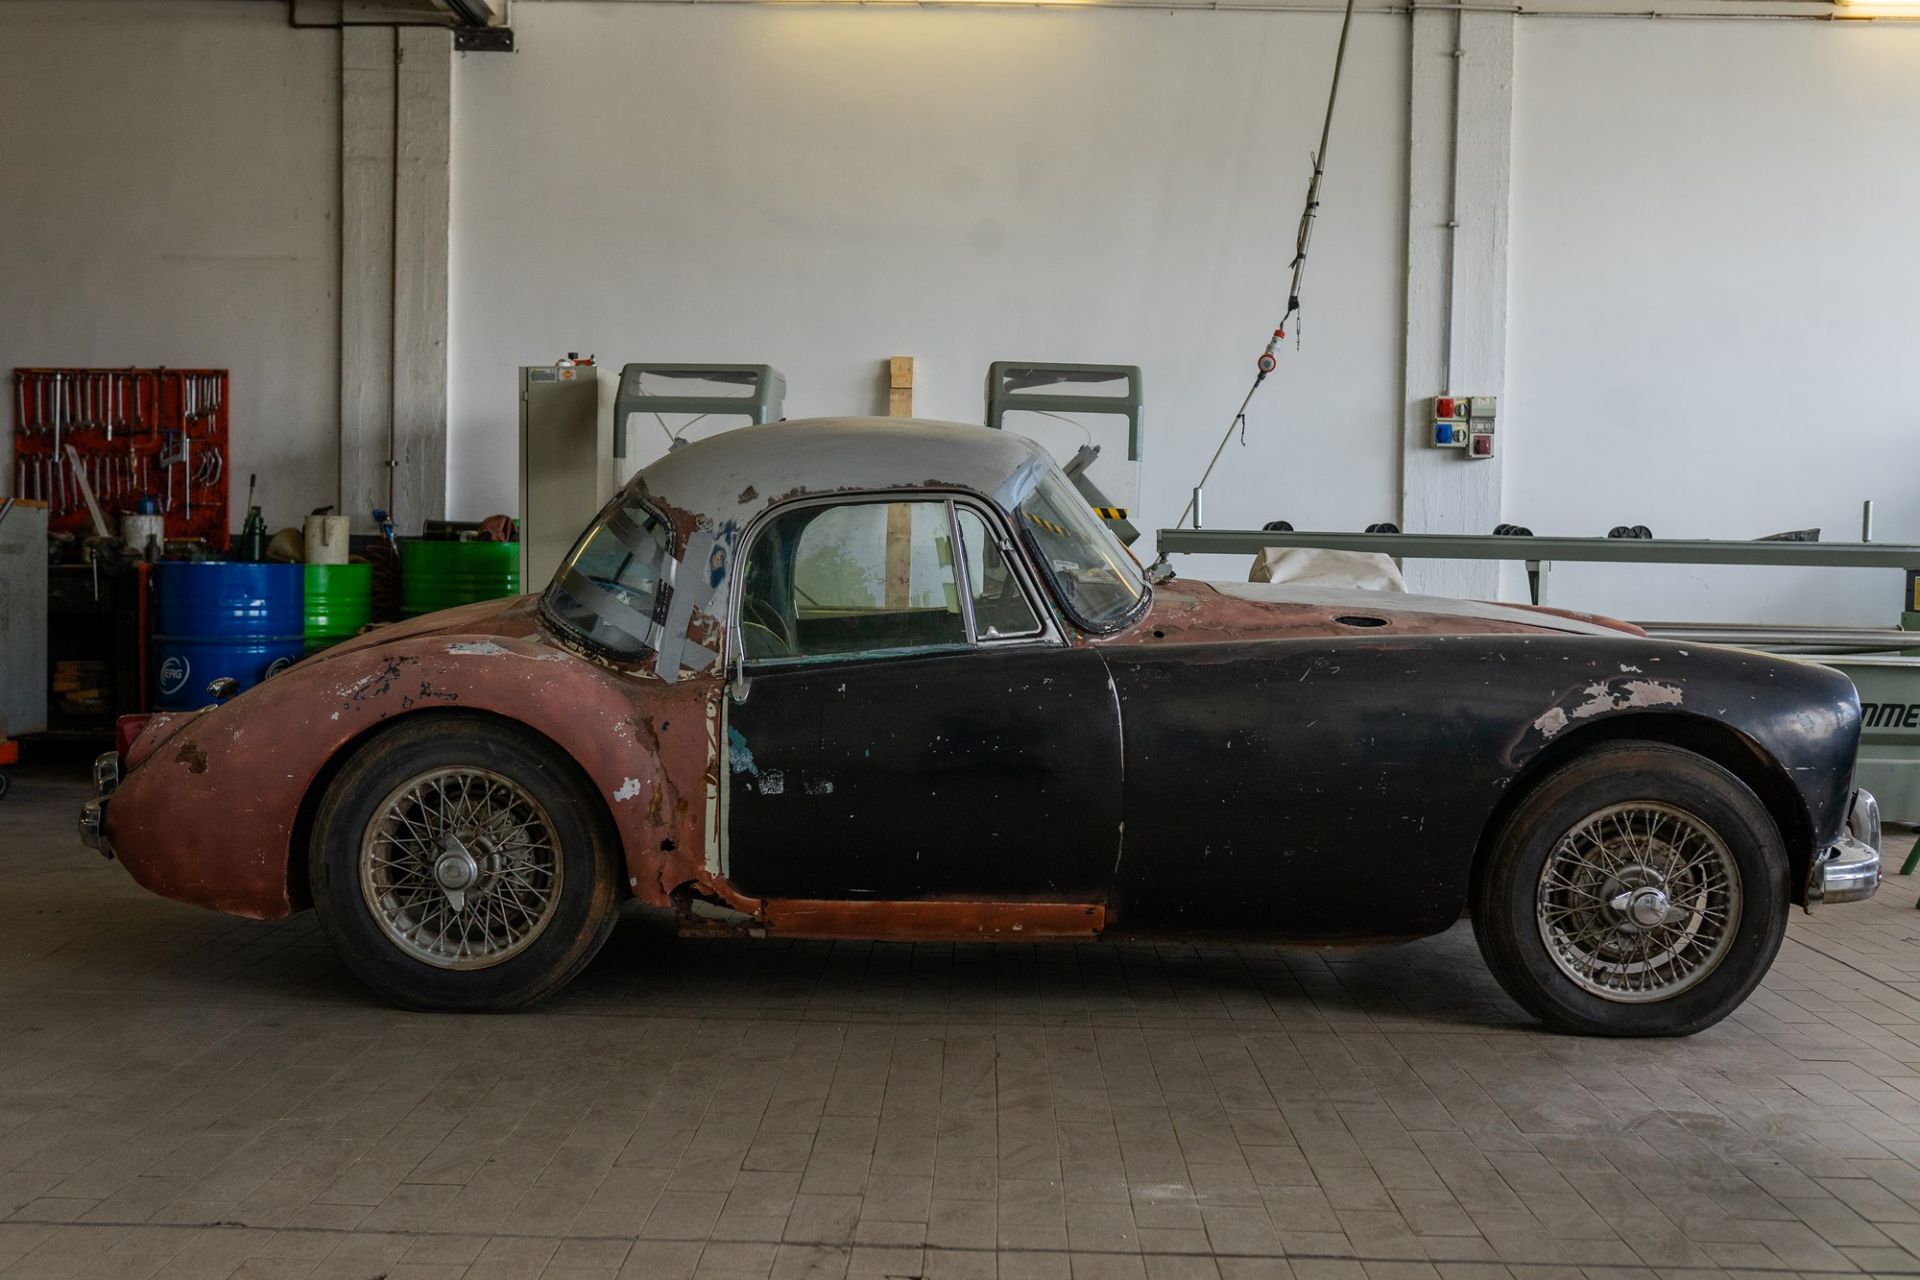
612, 364, 786, 461
11, 367, 231, 550
1156, 528, 1920, 606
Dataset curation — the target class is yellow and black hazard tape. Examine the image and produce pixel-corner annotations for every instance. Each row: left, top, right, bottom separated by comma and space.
1092, 506, 1128, 520
1024, 512, 1067, 536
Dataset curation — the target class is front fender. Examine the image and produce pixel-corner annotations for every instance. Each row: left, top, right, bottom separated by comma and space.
103, 630, 721, 919
1514, 643, 1862, 853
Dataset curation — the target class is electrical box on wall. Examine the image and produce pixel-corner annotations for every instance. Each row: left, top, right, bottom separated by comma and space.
1430, 394, 1497, 458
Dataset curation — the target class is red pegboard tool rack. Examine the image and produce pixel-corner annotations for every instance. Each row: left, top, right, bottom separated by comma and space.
12, 368, 230, 551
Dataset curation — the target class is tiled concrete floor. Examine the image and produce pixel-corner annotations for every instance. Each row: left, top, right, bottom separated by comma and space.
4, 767, 1920, 1280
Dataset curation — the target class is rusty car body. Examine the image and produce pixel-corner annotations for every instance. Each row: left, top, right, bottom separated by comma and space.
83, 418, 1882, 1032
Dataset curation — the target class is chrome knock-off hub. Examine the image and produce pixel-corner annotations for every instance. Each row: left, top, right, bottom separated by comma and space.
433, 838, 481, 907
1612, 884, 1673, 928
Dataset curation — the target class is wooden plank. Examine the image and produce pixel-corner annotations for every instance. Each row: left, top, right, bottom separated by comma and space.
887, 355, 913, 418
884, 501, 912, 609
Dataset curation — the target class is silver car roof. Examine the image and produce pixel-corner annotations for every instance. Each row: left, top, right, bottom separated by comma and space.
629, 417, 1056, 530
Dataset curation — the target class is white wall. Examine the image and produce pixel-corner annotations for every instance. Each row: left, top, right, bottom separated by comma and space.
0, 1, 341, 528
1509, 19, 1920, 624
6, 2, 1920, 630
448, 1, 1411, 582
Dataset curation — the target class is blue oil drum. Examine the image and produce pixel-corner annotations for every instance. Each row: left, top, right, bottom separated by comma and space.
152, 563, 307, 709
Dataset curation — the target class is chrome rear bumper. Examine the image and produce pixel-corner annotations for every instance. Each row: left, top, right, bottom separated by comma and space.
1810, 788, 1881, 906
79, 751, 117, 860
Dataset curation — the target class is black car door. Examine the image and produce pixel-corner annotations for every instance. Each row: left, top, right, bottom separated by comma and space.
723, 495, 1122, 901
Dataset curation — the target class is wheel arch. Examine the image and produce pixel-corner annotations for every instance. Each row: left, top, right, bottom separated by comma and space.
284, 706, 630, 912
1469, 711, 1817, 910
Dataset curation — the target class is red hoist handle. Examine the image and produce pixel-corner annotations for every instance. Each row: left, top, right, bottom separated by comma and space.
1256, 328, 1285, 376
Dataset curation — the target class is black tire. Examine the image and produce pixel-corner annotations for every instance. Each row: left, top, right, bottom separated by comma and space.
309, 714, 621, 1011
1471, 741, 1789, 1037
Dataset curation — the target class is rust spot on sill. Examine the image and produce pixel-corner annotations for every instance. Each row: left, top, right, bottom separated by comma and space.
759, 898, 1105, 941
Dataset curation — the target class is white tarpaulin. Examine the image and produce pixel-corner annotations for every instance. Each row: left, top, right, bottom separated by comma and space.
1248, 546, 1406, 593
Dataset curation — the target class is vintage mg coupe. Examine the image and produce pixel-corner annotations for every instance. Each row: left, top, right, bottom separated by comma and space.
83, 419, 1881, 1033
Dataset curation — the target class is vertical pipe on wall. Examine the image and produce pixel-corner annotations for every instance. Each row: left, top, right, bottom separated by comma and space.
393, 25, 451, 535
339, 24, 451, 536
1398, 4, 1514, 599
340, 26, 397, 532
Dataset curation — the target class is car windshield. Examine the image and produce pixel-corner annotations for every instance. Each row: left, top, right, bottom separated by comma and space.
1015, 468, 1147, 631
542, 497, 676, 657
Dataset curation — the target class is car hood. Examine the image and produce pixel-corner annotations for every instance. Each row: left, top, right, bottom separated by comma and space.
316, 593, 548, 661
1103, 579, 1642, 645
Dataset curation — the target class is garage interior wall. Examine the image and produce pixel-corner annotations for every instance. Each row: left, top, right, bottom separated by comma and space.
3, 1, 1917, 624
0, 1, 341, 530
1507, 19, 1920, 625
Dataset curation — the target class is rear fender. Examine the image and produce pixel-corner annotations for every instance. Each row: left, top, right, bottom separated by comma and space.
104, 632, 722, 919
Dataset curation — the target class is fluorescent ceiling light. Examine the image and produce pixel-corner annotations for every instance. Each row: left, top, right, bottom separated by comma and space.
1834, 0, 1920, 17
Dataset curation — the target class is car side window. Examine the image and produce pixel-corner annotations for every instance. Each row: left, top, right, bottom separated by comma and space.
740, 500, 968, 662
956, 507, 1043, 640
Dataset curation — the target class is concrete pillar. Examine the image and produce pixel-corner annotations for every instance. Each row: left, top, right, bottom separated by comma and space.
339, 24, 450, 535
1399, 7, 1515, 598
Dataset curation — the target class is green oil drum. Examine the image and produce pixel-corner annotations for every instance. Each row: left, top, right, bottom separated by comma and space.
305, 563, 374, 652
400, 539, 522, 617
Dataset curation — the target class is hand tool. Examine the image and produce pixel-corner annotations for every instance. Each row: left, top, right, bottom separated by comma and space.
50, 371, 63, 514
66, 444, 109, 539
161, 430, 179, 513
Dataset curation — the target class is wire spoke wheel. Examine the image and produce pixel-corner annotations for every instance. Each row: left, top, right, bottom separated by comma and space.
359, 766, 564, 970
1535, 800, 1741, 1004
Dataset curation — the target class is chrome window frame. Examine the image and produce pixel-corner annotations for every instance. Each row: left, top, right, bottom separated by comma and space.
728, 489, 1062, 674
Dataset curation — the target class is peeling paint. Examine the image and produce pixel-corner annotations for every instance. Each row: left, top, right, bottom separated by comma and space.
728, 726, 758, 777
614, 777, 642, 803
174, 740, 208, 775
448, 640, 511, 657
1534, 678, 1686, 739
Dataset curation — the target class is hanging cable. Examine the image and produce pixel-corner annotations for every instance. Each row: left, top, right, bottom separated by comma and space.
1172, 0, 1360, 532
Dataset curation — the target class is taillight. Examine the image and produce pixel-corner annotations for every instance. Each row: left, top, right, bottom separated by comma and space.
115, 714, 153, 761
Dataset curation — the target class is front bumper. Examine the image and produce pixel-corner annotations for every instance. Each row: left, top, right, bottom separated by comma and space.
1810, 788, 1881, 906
79, 751, 117, 859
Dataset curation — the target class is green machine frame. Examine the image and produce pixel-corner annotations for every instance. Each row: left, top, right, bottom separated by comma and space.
613, 363, 787, 460
985, 362, 1144, 544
